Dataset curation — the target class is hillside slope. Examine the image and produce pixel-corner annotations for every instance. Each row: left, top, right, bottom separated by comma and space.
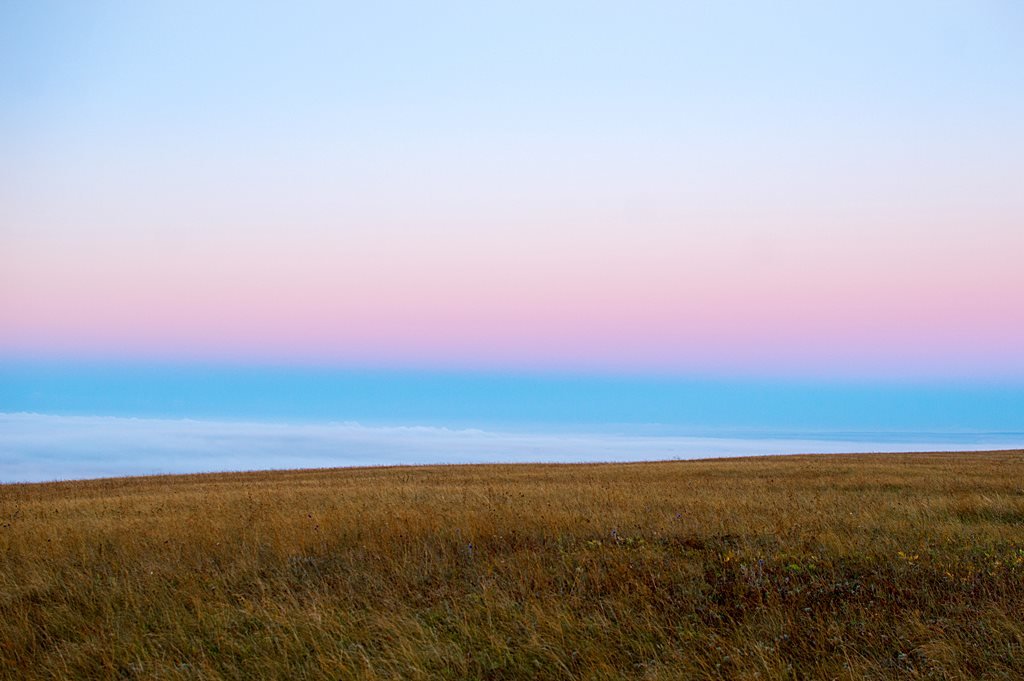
3, 451, 1024, 679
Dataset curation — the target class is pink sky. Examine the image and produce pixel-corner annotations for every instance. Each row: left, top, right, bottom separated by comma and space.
5, 190, 1022, 377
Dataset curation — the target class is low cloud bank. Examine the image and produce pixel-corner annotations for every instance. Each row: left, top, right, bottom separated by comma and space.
1, 413, 1020, 483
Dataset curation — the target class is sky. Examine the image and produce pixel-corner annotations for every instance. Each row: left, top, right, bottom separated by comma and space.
2, 2, 1023, 479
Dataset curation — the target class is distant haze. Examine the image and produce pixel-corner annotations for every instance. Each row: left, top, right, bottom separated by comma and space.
4, 412, 1022, 483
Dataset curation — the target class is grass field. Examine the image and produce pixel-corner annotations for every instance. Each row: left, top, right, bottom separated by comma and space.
3, 451, 1024, 679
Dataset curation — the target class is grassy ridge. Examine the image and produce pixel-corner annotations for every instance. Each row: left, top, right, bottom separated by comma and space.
3, 451, 1024, 679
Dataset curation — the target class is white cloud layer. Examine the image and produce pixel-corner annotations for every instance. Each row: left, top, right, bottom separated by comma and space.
1, 413, 1020, 483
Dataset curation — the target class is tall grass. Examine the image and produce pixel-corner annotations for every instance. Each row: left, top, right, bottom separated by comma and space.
3, 451, 1024, 679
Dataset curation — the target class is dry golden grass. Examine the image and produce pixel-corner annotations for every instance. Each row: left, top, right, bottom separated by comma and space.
3, 451, 1024, 680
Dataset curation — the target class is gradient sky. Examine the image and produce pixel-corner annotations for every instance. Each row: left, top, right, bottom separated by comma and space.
3, 1, 1023, 379
3, 3, 1024, 481
3, 0, 1024, 380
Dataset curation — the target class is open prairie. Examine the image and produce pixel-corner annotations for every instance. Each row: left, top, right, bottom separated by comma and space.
3, 451, 1024, 680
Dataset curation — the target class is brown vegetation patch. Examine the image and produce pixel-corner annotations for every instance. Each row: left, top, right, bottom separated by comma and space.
2, 451, 1024, 679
